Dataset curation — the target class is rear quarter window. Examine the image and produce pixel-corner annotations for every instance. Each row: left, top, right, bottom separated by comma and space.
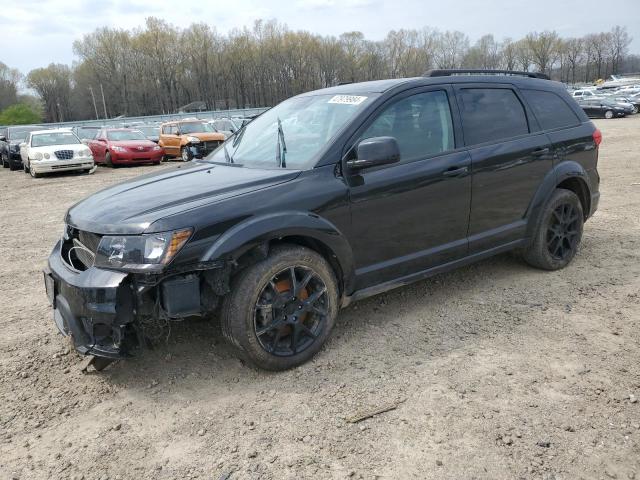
457, 88, 529, 146
522, 89, 581, 130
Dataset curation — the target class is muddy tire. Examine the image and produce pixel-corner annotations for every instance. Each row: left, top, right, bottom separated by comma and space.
221, 245, 339, 371
523, 188, 584, 270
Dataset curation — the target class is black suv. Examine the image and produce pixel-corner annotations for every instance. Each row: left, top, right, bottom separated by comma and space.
44, 70, 601, 371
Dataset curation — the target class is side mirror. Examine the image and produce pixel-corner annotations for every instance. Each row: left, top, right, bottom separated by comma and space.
347, 136, 401, 172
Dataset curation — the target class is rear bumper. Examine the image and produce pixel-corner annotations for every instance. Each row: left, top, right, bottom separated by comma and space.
45, 240, 137, 359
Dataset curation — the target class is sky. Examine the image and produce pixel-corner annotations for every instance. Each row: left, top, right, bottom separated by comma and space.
1, 0, 639, 74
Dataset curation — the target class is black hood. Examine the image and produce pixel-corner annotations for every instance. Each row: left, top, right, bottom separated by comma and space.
66, 162, 301, 234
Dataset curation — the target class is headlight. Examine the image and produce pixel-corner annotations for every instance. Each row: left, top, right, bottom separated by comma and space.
76, 148, 92, 158
94, 228, 192, 272
186, 136, 201, 143
153, 145, 161, 151
111, 146, 126, 152
44, 152, 50, 159
33, 152, 43, 161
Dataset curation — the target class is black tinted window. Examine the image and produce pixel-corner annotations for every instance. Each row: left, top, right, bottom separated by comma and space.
523, 89, 581, 130
458, 88, 529, 145
362, 90, 454, 163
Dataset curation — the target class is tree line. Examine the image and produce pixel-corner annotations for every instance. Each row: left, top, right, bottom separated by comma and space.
0, 19, 637, 124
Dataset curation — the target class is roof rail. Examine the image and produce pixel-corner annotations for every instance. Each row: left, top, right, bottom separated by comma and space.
423, 69, 550, 80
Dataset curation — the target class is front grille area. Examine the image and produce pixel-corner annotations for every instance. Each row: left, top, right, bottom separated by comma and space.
200, 141, 222, 156
128, 146, 151, 153
51, 164, 82, 169
54, 150, 74, 160
61, 228, 102, 271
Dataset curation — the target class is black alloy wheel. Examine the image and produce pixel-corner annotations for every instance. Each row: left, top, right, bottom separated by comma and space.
546, 203, 581, 261
253, 266, 329, 357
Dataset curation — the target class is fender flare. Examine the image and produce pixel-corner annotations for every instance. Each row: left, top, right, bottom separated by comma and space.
202, 211, 356, 293
525, 160, 592, 240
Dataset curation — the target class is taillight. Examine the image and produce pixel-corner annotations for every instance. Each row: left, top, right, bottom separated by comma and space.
593, 128, 602, 147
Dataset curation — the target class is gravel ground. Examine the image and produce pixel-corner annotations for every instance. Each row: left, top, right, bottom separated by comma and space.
1, 117, 639, 480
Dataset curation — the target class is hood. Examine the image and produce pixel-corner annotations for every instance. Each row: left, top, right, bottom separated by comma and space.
32, 143, 85, 152
110, 139, 157, 148
66, 162, 300, 234
186, 132, 225, 142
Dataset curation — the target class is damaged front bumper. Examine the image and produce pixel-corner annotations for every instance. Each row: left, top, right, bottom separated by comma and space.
45, 240, 137, 359
45, 239, 229, 360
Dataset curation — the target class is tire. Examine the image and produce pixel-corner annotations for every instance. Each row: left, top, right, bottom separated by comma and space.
221, 245, 339, 371
522, 188, 584, 271
29, 164, 41, 178
604, 110, 614, 119
105, 151, 114, 167
23, 160, 29, 173
1, 154, 8, 168
9, 159, 19, 171
181, 146, 192, 162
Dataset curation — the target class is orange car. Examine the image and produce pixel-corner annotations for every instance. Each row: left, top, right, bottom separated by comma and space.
159, 120, 225, 161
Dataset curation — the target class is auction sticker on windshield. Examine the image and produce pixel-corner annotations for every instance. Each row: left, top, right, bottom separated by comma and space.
328, 95, 367, 105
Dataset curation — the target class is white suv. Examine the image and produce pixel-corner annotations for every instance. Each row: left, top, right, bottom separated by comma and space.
20, 129, 95, 178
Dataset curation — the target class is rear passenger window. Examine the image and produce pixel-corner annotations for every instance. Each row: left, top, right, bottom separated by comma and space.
458, 88, 529, 146
522, 89, 581, 130
361, 90, 454, 163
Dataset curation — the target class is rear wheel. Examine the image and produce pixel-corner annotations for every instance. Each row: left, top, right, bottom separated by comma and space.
221, 245, 339, 371
522, 188, 583, 270
604, 110, 614, 119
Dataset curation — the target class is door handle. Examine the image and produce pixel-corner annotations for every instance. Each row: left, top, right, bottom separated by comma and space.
532, 147, 550, 156
442, 166, 469, 177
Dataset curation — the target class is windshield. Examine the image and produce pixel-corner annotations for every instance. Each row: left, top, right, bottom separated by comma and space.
138, 126, 159, 135
9, 128, 39, 142
32, 132, 81, 147
107, 130, 147, 141
180, 122, 214, 134
76, 127, 99, 139
206, 93, 374, 170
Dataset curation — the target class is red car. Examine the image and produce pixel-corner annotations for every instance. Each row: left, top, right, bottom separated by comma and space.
88, 128, 164, 167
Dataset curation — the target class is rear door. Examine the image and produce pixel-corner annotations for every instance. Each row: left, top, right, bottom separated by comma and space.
454, 84, 553, 253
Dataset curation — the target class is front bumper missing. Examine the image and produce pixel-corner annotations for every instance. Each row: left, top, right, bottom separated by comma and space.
45, 239, 229, 360
45, 240, 137, 359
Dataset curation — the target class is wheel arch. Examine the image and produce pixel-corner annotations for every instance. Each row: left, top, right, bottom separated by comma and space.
525, 161, 593, 240
202, 211, 356, 296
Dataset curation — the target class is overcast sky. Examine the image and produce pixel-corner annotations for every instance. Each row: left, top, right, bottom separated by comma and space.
1, 0, 639, 74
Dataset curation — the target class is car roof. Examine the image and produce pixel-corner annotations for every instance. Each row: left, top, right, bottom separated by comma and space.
299, 74, 562, 98
31, 128, 73, 135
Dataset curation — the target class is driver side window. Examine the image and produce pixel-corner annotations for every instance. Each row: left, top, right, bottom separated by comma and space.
361, 90, 454, 164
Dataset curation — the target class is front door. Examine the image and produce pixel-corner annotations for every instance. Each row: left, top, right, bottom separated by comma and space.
347, 87, 472, 290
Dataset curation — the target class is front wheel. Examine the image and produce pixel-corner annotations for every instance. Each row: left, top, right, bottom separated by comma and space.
604, 110, 614, 119
221, 245, 339, 371
105, 151, 114, 167
181, 146, 192, 162
29, 164, 41, 178
522, 188, 584, 270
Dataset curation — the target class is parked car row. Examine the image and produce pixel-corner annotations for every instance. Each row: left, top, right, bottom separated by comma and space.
570, 84, 640, 119
0, 115, 258, 179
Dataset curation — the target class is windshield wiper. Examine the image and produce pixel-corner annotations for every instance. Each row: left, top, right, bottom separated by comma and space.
223, 142, 234, 164
276, 117, 287, 168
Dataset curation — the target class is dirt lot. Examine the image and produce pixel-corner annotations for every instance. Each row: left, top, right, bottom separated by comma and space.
1, 117, 639, 480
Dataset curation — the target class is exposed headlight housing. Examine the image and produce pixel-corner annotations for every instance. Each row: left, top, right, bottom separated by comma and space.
186, 136, 201, 143
94, 228, 192, 272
